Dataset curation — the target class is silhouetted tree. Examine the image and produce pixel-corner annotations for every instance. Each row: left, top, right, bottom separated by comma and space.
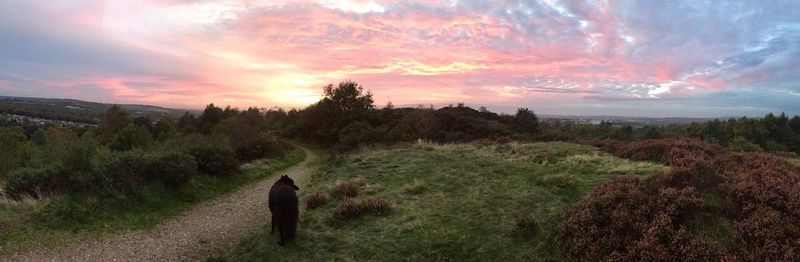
99, 105, 131, 143
110, 123, 153, 151
513, 108, 540, 134
296, 80, 374, 144
199, 104, 225, 133
153, 118, 177, 141
177, 112, 197, 133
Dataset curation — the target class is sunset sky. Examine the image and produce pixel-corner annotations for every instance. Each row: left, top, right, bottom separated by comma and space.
1, 1, 799, 117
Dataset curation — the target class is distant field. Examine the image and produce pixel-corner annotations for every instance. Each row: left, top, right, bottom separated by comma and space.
215, 142, 667, 261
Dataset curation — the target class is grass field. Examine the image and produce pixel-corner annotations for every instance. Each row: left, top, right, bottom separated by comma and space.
0, 147, 305, 254
215, 141, 668, 261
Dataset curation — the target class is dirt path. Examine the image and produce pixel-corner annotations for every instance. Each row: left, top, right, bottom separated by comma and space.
9, 146, 318, 261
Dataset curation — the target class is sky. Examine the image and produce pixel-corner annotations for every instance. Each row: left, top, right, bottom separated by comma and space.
1, 0, 799, 117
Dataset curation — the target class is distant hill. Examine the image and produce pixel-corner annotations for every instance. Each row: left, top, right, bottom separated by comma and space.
0, 96, 193, 124
394, 102, 733, 127
0, 96, 733, 127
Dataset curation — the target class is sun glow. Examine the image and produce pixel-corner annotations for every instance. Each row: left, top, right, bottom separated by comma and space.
265, 88, 322, 106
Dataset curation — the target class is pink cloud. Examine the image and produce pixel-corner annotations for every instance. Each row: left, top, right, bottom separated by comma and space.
3, 0, 797, 116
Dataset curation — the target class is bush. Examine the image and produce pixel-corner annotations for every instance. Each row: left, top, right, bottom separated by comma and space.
93, 149, 150, 194
576, 139, 800, 260
234, 136, 288, 162
189, 144, 240, 177
306, 192, 328, 209
557, 176, 651, 260
331, 180, 360, 199
3, 165, 63, 199
109, 123, 153, 151
144, 151, 198, 188
330, 197, 392, 222
729, 136, 763, 152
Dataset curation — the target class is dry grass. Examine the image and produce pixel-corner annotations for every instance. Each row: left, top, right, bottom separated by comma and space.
305, 192, 328, 210
330, 197, 393, 223
401, 179, 426, 195
331, 180, 361, 199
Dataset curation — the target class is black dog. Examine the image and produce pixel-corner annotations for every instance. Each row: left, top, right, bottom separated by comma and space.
269, 175, 300, 246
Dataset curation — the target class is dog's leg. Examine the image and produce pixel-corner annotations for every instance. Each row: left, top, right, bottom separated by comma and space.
278, 227, 285, 246
271, 214, 276, 234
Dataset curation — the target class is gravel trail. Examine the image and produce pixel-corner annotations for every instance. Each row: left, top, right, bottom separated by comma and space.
9, 146, 317, 261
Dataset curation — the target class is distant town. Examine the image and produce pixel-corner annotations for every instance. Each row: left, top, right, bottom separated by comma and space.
1, 113, 97, 128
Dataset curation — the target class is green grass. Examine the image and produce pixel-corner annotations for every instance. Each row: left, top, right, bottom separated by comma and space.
785, 157, 800, 166
0, 147, 306, 254
215, 141, 668, 261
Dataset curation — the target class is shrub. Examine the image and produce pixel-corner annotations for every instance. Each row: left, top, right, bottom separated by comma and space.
234, 136, 288, 162
3, 165, 63, 199
109, 123, 153, 151
189, 144, 240, 177
144, 151, 198, 188
729, 136, 763, 152
338, 122, 379, 151
731, 207, 800, 260
557, 176, 651, 260
331, 180, 360, 199
576, 139, 800, 260
330, 197, 392, 222
93, 149, 150, 194
306, 192, 328, 209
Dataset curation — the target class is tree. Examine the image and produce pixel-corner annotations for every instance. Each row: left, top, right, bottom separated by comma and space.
198, 104, 225, 133
153, 118, 177, 141
99, 105, 131, 143
513, 108, 540, 134
110, 123, 153, 151
177, 112, 197, 133
643, 126, 663, 139
296, 80, 374, 144
133, 116, 154, 133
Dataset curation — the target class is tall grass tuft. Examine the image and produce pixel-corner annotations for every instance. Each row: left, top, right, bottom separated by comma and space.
306, 192, 328, 209
331, 180, 360, 199
329, 197, 392, 224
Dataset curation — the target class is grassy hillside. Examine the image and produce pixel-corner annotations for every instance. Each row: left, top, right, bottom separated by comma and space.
0, 96, 189, 124
215, 142, 667, 261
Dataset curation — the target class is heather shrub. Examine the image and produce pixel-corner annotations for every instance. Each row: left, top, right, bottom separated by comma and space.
331, 180, 360, 199
578, 139, 800, 260
614, 214, 723, 261
306, 192, 328, 209
732, 207, 800, 260
558, 178, 714, 261
557, 176, 651, 260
